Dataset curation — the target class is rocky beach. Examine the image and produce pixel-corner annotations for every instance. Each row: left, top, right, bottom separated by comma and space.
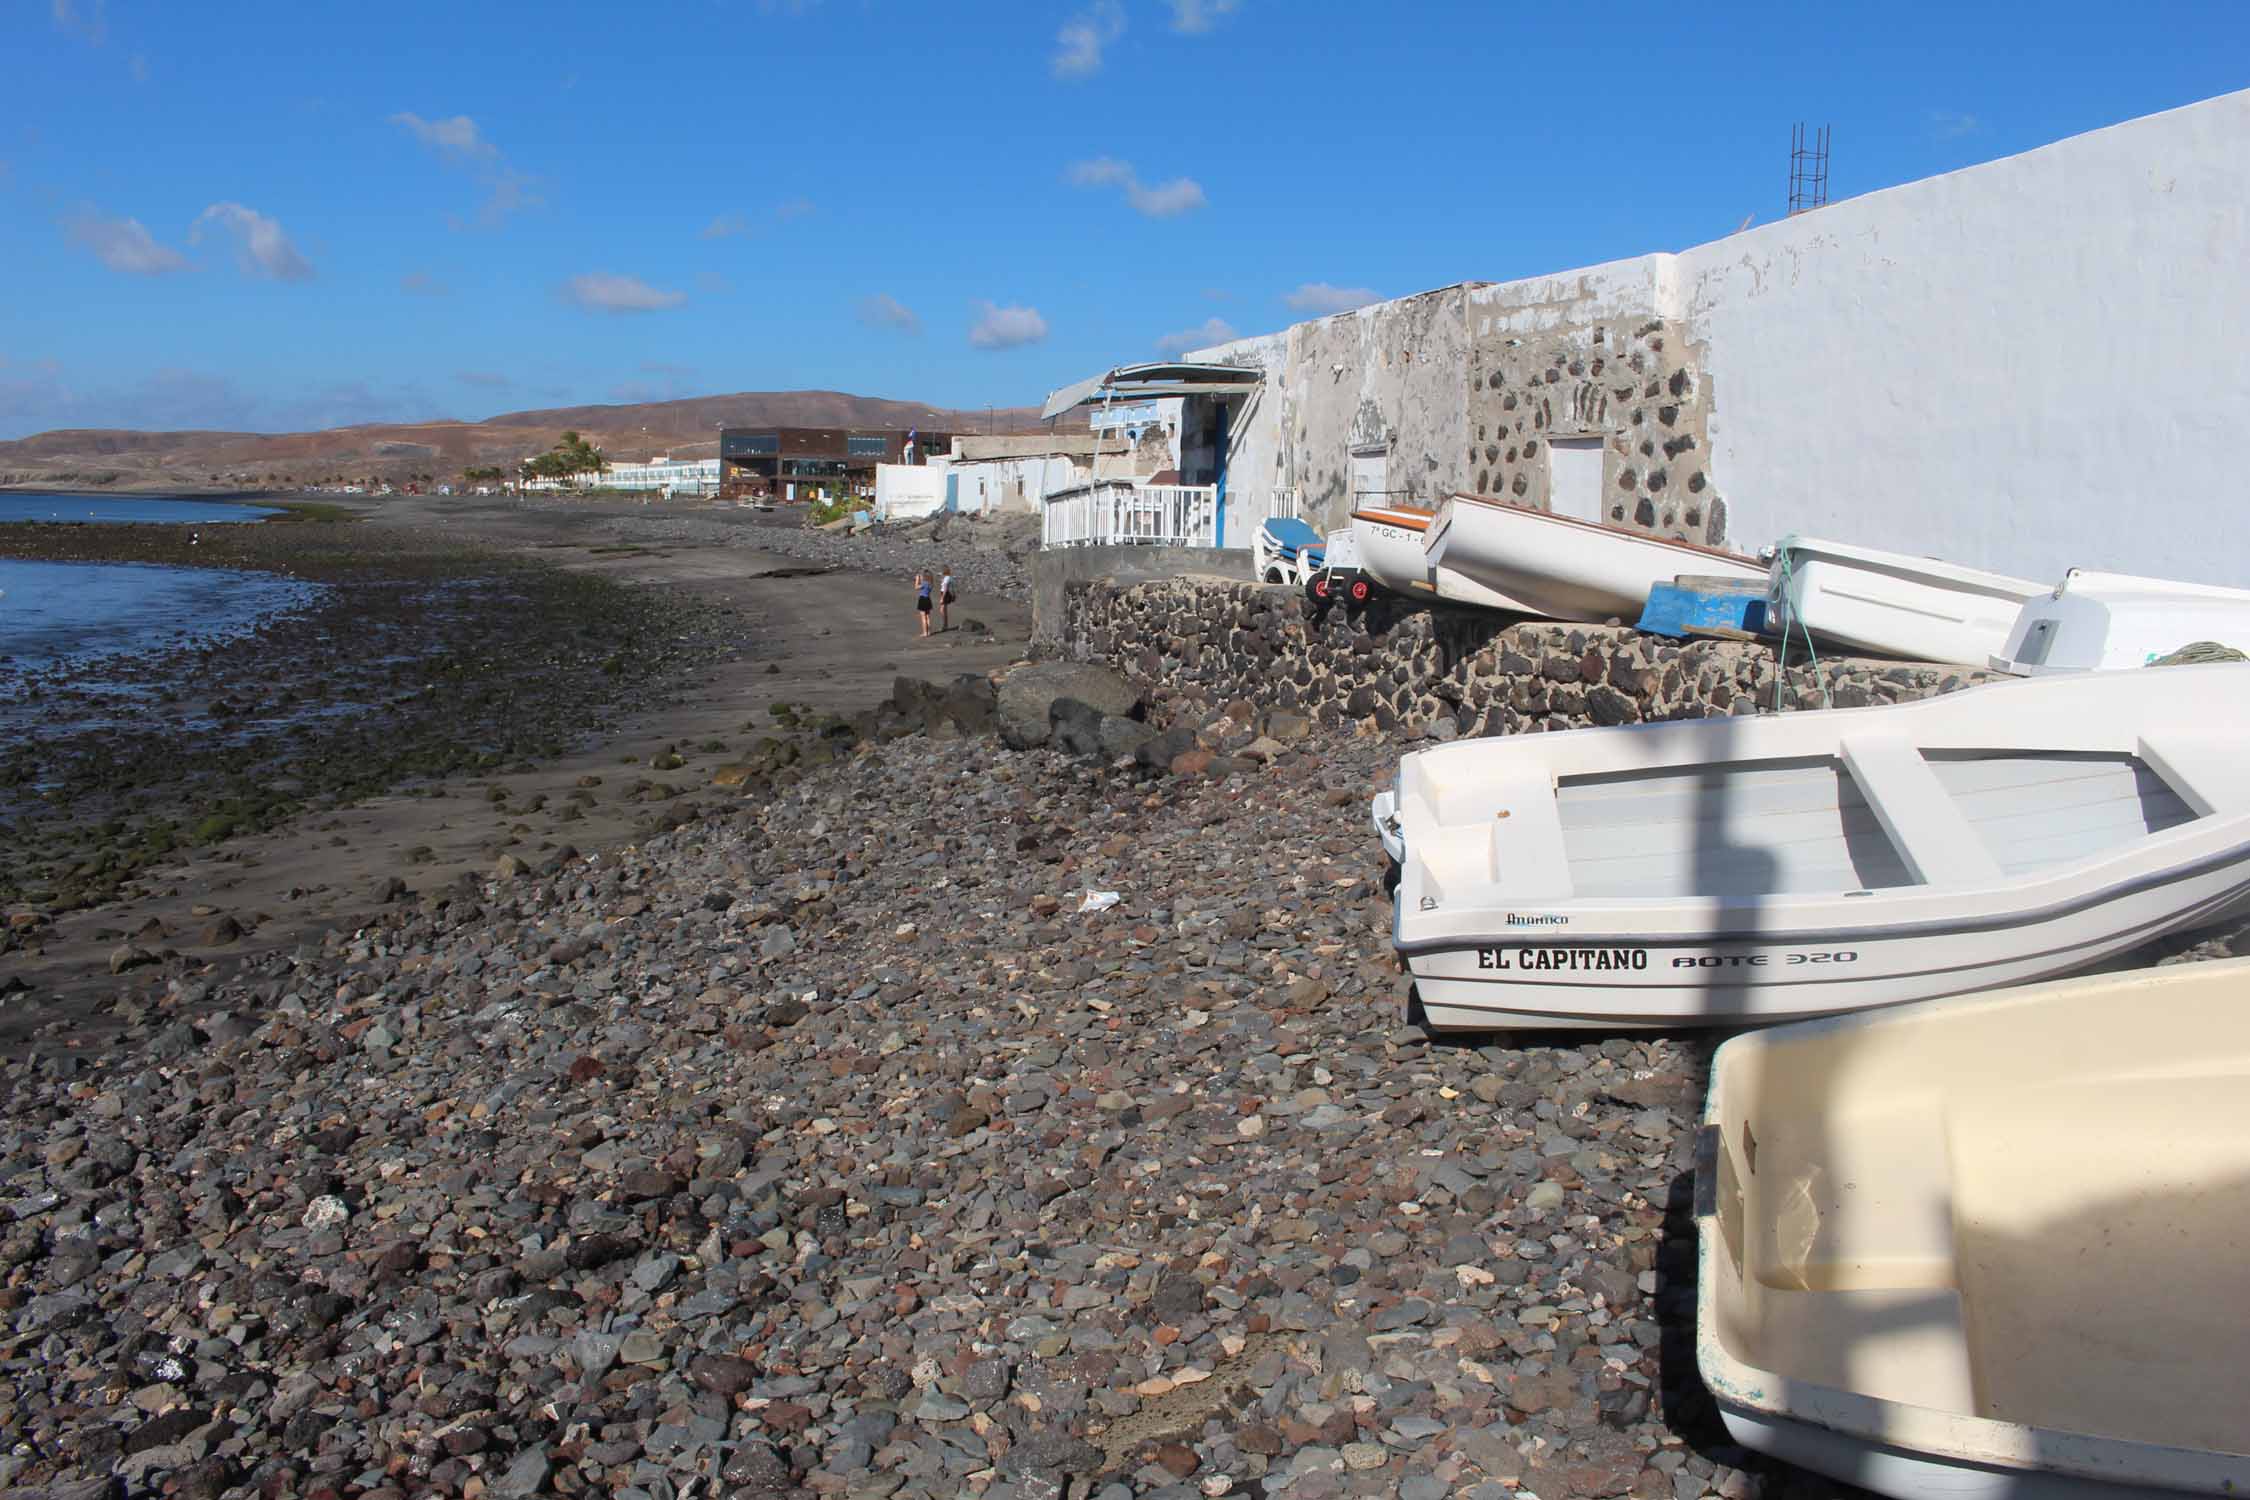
7, 496, 2232, 1500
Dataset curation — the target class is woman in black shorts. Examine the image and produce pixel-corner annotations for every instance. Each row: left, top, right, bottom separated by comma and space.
915, 571, 933, 637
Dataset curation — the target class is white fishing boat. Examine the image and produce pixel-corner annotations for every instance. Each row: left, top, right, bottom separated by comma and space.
1769, 534, 2042, 667
1994, 567, 2250, 675
1348, 504, 1538, 614
1696, 959, 2250, 1498
1421, 492, 1766, 623
1372, 663, 2250, 1031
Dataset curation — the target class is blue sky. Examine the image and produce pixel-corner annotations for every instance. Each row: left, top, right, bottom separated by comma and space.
3, 0, 2247, 440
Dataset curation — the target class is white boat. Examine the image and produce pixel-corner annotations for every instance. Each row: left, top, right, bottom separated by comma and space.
1349, 504, 1539, 614
1697, 959, 2250, 1498
1422, 492, 1766, 623
1770, 534, 2042, 667
1372, 663, 2250, 1031
1994, 567, 2250, 675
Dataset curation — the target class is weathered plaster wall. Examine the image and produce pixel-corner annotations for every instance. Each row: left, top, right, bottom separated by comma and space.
1239, 288, 1476, 535
1062, 580, 1990, 737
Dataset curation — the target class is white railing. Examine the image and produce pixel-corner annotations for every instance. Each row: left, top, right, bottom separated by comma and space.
1042, 481, 1216, 548
1039, 482, 1300, 550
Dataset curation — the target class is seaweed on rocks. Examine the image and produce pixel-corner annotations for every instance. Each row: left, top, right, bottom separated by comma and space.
0, 518, 741, 911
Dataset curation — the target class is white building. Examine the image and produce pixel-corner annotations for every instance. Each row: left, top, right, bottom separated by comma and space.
1043, 87, 2250, 584
600, 455, 721, 496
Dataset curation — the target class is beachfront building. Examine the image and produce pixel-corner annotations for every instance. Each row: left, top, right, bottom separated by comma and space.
601, 455, 721, 496
1040, 86, 2250, 585
718, 427, 953, 504
875, 433, 1124, 521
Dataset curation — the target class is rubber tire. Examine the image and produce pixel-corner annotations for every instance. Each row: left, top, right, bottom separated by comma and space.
1348, 577, 1372, 605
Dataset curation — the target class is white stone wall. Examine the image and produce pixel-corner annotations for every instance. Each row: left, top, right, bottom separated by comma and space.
1192, 87, 2250, 586
1681, 89, 2250, 584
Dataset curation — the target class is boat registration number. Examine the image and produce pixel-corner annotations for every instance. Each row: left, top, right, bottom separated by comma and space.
1669, 951, 1861, 968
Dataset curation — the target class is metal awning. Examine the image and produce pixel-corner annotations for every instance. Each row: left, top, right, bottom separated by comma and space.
1040, 361, 1263, 421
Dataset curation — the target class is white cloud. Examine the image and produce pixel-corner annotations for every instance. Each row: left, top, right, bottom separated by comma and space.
63, 207, 188, 275
51, 0, 107, 45
1066, 157, 1207, 218
1052, 0, 1124, 78
1155, 316, 1237, 357
1930, 108, 1983, 139
968, 301, 1048, 350
400, 270, 449, 296
192, 202, 315, 281
1283, 281, 1378, 315
389, 111, 537, 226
388, 112, 496, 162
1167, 0, 1239, 33
457, 370, 512, 389
702, 200, 813, 239
561, 273, 686, 314
128, 52, 148, 82
858, 293, 921, 334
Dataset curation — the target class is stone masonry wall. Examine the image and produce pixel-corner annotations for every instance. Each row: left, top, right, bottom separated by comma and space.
1465, 312, 1725, 547
1065, 580, 2000, 736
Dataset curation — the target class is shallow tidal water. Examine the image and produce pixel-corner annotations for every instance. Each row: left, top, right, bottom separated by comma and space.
0, 495, 317, 680
0, 558, 327, 678
0, 493, 278, 525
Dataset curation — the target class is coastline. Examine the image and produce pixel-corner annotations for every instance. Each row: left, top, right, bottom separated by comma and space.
0, 493, 1035, 1036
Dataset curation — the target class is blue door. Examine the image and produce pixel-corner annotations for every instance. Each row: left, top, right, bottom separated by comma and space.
944, 474, 959, 513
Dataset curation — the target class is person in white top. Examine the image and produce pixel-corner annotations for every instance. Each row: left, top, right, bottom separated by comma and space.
939, 568, 955, 633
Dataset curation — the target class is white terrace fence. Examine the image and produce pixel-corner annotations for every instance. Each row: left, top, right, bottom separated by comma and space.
1040, 481, 1298, 550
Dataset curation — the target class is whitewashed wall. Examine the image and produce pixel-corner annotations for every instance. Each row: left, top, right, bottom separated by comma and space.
875, 464, 945, 520
1195, 87, 2250, 586
1687, 88, 2250, 585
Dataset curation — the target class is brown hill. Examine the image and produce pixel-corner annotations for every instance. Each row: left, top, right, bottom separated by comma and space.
0, 390, 1066, 490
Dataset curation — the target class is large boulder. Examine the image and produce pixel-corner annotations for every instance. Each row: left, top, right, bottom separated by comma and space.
1049, 697, 1108, 758
936, 674, 998, 734
997, 663, 1141, 749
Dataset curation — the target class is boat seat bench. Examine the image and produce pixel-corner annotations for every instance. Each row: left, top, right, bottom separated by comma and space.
1838, 736, 2002, 886
2137, 735, 2250, 819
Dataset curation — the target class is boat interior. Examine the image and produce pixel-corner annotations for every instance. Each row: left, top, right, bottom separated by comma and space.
1403, 739, 2216, 907
1703, 962, 2250, 1457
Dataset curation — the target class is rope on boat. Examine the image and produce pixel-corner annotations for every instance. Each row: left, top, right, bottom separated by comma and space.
2148, 640, 2250, 667
1769, 544, 1832, 712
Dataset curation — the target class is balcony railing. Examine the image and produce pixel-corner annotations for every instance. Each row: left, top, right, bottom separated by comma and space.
1040, 482, 1298, 550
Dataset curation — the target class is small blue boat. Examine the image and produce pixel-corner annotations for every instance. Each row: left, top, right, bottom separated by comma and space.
1637, 576, 1769, 639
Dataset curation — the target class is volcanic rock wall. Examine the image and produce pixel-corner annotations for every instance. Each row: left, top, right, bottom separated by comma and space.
1063, 580, 1998, 736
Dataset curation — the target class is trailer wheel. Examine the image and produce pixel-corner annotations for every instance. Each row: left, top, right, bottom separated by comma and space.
1311, 574, 1331, 602
1348, 577, 1372, 605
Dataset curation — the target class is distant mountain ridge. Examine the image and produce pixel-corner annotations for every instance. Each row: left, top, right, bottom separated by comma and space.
0, 390, 1063, 489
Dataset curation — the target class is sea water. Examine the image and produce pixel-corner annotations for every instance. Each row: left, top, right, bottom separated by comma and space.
0, 494, 319, 676
0, 493, 278, 525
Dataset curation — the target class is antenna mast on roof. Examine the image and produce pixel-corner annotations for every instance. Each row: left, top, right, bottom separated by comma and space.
1788, 123, 1831, 215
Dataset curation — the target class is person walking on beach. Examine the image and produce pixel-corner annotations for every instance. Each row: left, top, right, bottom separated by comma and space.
939, 566, 956, 632
914, 571, 934, 638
